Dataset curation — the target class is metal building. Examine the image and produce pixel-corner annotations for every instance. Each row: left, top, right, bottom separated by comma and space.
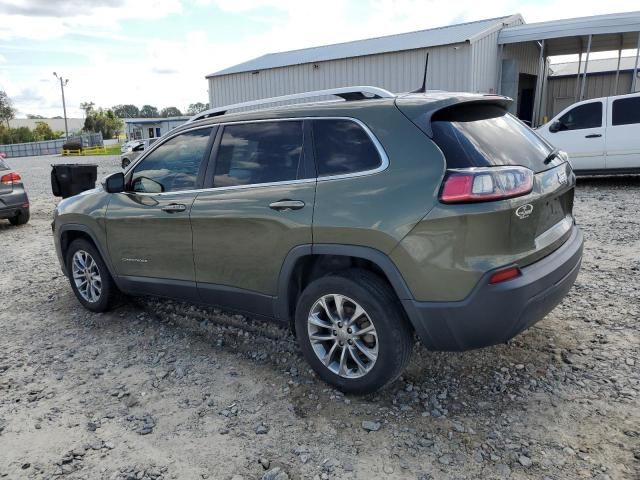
206, 12, 640, 127
546, 57, 640, 117
206, 15, 527, 106
124, 116, 190, 141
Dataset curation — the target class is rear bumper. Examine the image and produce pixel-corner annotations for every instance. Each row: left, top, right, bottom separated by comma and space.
0, 191, 29, 219
402, 226, 583, 351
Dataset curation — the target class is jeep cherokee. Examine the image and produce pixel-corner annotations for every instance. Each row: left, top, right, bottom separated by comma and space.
52, 87, 583, 393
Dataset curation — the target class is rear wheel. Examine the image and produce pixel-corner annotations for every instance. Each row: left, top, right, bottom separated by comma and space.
9, 208, 29, 226
122, 158, 131, 169
295, 269, 413, 394
66, 238, 118, 312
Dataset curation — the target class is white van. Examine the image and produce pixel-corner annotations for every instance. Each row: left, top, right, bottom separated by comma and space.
537, 92, 640, 175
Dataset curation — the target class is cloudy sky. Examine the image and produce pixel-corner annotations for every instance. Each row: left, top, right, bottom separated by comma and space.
0, 0, 638, 118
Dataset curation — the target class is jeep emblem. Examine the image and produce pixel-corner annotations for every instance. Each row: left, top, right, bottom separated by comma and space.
515, 204, 533, 219
557, 170, 567, 184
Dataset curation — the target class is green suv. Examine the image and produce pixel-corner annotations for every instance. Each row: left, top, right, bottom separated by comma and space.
53, 87, 583, 393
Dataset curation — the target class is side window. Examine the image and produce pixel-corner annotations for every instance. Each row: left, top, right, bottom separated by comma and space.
612, 97, 640, 126
312, 119, 382, 176
213, 121, 303, 187
556, 102, 602, 131
130, 127, 212, 193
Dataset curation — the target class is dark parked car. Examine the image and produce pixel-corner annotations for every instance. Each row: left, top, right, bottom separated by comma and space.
0, 156, 30, 226
52, 86, 583, 393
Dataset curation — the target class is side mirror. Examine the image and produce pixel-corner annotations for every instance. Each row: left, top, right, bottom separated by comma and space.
549, 121, 561, 133
104, 172, 125, 193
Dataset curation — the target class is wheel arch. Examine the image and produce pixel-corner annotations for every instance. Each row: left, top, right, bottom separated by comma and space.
58, 224, 117, 281
276, 244, 414, 329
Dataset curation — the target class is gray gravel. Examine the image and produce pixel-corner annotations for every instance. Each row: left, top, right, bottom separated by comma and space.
0, 154, 638, 479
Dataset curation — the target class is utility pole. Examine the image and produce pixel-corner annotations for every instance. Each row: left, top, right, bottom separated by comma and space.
53, 72, 69, 140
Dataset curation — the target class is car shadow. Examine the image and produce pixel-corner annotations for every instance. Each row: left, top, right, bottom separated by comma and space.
576, 175, 640, 188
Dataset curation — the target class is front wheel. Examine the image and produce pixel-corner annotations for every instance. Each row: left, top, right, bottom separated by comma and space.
295, 269, 413, 394
66, 238, 118, 312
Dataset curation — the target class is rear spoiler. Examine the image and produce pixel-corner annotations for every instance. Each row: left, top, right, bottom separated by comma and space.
395, 93, 513, 138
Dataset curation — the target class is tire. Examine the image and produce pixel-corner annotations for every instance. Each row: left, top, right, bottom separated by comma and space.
9, 208, 29, 226
65, 238, 118, 312
295, 269, 413, 394
122, 158, 130, 169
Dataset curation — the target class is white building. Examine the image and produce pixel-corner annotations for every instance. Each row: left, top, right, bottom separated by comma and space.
206, 12, 640, 126
124, 116, 191, 141
9, 117, 84, 134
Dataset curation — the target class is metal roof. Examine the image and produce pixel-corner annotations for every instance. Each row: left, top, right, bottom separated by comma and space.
550, 56, 639, 77
207, 15, 521, 78
498, 11, 640, 55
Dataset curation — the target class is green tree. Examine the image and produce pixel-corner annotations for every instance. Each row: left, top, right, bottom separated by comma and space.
112, 104, 140, 118
83, 108, 124, 140
13, 127, 34, 143
160, 106, 182, 117
33, 121, 58, 141
186, 102, 209, 115
0, 91, 16, 128
80, 101, 95, 116
140, 105, 159, 118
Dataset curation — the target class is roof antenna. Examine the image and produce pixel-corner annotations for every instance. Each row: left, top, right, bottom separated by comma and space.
412, 52, 429, 93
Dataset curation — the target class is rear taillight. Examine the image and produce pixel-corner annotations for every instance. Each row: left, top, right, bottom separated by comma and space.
0, 172, 21, 185
440, 166, 533, 203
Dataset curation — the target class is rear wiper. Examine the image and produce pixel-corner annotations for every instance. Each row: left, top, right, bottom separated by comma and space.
544, 148, 559, 164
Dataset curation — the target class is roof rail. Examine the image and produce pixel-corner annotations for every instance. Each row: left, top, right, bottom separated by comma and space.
187, 86, 394, 123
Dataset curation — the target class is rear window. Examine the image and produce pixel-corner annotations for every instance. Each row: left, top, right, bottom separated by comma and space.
612, 97, 640, 126
431, 104, 554, 172
312, 119, 382, 176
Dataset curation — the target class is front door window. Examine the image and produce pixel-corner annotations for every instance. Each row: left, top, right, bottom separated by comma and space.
130, 127, 213, 193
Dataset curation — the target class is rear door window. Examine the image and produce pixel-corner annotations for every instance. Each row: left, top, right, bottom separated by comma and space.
612, 97, 640, 126
556, 102, 602, 130
312, 119, 382, 176
213, 121, 304, 187
431, 104, 554, 172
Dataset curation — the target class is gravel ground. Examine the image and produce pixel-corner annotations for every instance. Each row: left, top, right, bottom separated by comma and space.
0, 154, 638, 480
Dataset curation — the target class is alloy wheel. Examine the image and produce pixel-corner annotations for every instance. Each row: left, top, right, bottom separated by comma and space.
71, 250, 102, 303
307, 294, 378, 379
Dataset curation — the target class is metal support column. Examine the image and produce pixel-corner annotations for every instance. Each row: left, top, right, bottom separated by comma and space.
574, 51, 582, 102
632, 32, 640, 93
613, 35, 623, 95
496, 44, 504, 94
532, 40, 545, 127
580, 34, 592, 101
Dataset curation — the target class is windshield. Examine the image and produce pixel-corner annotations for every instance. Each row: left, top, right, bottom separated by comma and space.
432, 104, 557, 172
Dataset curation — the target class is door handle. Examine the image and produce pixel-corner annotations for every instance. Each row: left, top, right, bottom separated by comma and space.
161, 203, 187, 213
269, 199, 305, 211
585, 134, 602, 138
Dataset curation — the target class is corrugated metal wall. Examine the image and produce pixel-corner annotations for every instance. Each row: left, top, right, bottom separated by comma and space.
208, 43, 473, 108
546, 72, 633, 117
470, 16, 525, 94
471, 30, 500, 93
503, 42, 540, 76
